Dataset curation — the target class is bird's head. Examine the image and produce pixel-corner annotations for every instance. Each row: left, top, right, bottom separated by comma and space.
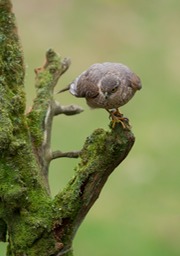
100, 76, 121, 99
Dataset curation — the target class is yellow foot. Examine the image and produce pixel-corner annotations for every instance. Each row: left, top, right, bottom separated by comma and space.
108, 109, 131, 130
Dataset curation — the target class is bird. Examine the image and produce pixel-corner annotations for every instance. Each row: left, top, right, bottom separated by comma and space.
58, 62, 142, 129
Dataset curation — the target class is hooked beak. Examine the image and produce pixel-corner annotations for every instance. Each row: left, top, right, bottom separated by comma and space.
104, 92, 109, 99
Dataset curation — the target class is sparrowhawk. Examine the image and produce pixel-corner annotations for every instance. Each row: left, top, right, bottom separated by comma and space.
58, 62, 142, 128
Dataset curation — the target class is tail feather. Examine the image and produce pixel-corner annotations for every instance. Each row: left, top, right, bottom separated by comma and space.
57, 84, 70, 94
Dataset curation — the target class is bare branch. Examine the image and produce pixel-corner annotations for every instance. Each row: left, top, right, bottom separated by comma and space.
51, 150, 81, 160
54, 101, 84, 116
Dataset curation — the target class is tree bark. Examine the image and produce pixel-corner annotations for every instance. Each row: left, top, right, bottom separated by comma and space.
0, 1, 135, 255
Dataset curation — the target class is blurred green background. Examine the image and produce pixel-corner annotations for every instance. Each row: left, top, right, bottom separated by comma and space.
1, 0, 180, 255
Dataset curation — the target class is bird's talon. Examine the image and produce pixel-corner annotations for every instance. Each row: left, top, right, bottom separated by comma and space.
110, 118, 131, 130
108, 109, 131, 130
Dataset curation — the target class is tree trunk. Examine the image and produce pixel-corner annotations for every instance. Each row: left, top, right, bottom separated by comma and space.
0, 1, 135, 255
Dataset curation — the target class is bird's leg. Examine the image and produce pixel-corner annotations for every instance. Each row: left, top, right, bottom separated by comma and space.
106, 109, 131, 129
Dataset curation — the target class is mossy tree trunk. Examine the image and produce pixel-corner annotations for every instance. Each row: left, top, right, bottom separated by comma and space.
0, 1, 135, 255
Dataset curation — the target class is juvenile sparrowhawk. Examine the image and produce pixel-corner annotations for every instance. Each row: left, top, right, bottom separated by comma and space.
58, 62, 142, 128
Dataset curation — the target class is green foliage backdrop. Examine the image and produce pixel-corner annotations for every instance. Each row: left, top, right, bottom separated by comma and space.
1, 0, 180, 255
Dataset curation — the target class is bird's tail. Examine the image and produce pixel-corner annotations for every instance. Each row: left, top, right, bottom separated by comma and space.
57, 84, 70, 94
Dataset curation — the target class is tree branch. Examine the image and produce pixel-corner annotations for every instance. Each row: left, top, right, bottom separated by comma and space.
0, 2, 60, 255
51, 150, 81, 160
54, 101, 84, 116
53, 124, 135, 254
26, 50, 80, 188
0, 1, 136, 255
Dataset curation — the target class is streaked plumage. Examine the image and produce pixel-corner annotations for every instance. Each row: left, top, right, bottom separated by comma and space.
58, 62, 142, 128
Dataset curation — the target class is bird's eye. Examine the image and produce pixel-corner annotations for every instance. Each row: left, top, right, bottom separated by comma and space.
111, 86, 118, 93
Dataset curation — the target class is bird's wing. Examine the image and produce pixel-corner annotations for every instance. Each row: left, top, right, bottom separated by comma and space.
70, 68, 100, 98
127, 73, 142, 90
71, 78, 99, 98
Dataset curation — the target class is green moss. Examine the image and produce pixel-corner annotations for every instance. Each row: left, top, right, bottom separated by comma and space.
35, 69, 52, 88
0, 111, 13, 151
55, 183, 81, 219
0, 161, 30, 218
26, 50, 65, 148
0, 0, 26, 157
0, 4, 135, 254
6, 215, 56, 256
0, 3, 25, 92
0, 155, 56, 253
46, 49, 63, 68
26, 110, 44, 146
0, 218, 7, 242
10, 91, 26, 115
77, 128, 120, 176
54, 126, 132, 219
0, 2, 62, 255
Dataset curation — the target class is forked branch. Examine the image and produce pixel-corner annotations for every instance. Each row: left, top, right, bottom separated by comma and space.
25, 49, 135, 256
26, 49, 83, 189
0, 1, 136, 255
